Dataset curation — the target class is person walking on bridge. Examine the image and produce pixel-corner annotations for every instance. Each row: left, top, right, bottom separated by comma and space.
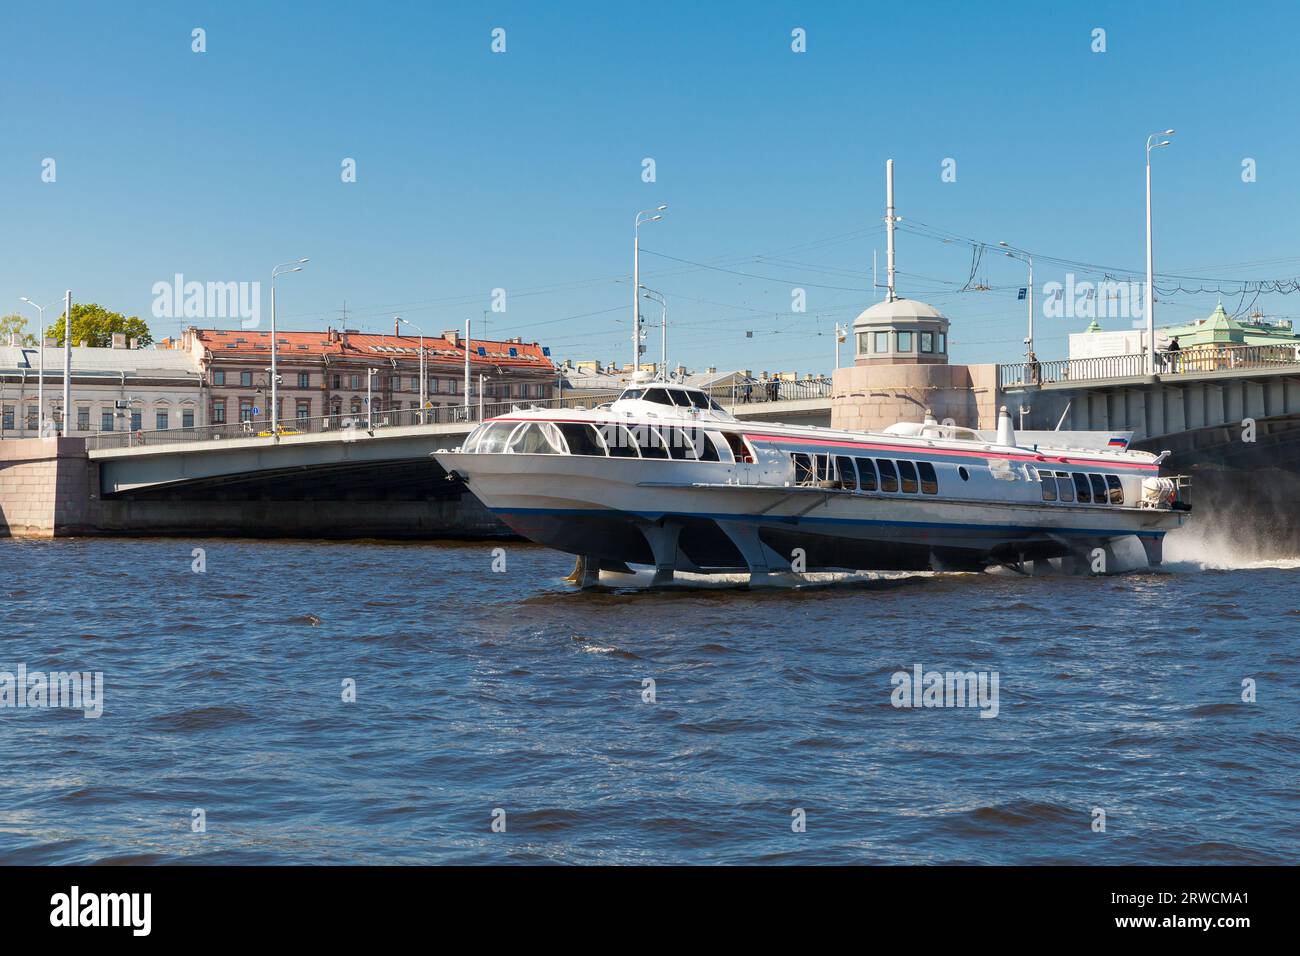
1164, 336, 1181, 374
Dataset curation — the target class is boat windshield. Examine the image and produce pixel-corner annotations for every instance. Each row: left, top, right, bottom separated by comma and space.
618, 386, 725, 412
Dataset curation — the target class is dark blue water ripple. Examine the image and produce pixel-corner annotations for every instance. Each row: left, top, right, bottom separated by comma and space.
0, 537, 1297, 864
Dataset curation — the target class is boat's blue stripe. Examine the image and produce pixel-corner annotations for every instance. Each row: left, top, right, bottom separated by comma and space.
490, 506, 1166, 539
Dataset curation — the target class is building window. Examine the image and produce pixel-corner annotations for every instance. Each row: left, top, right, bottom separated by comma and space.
130, 410, 142, 431
296, 401, 310, 420
896, 331, 913, 352
101, 410, 114, 432
183, 409, 195, 428
920, 332, 934, 353
156, 411, 168, 430
77, 407, 90, 431
349, 373, 361, 390
213, 370, 226, 385
240, 370, 253, 387
2, 405, 13, 430
873, 331, 889, 353
332, 374, 341, 389
298, 372, 310, 389
25, 405, 38, 430
240, 398, 254, 422
350, 397, 362, 414
856, 332, 870, 355
938, 333, 947, 353
212, 401, 226, 424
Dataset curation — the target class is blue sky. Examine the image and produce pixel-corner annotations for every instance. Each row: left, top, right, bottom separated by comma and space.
4, 0, 1299, 373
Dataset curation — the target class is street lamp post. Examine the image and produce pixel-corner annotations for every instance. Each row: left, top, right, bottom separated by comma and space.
463, 316, 472, 419
834, 323, 848, 370
1145, 130, 1174, 375
998, 242, 1035, 362
398, 317, 425, 423
61, 291, 71, 437
633, 206, 667, 375
366, 367, 377, 431
19, 297, 48, 434
270, 258, 309, 435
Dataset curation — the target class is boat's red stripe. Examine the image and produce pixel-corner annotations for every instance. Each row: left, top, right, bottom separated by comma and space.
739, 432, 1158, 471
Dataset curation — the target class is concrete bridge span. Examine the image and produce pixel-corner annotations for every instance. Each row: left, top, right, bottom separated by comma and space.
1003, 363, 1300, 551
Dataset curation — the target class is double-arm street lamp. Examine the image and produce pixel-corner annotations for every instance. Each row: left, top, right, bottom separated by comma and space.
633, 206, 667, 374
270, 258, 309, 435
18, 297, 53, 434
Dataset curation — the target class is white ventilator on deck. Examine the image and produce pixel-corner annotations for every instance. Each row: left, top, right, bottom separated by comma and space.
996, 405, 1016, 446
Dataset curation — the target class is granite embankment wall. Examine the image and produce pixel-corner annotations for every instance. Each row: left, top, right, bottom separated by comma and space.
0, 438, 99, 537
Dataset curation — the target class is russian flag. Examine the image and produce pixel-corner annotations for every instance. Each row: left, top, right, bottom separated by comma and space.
1107, 436, 1128, 448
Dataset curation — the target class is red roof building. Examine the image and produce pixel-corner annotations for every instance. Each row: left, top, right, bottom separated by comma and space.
168, 326, 556, 426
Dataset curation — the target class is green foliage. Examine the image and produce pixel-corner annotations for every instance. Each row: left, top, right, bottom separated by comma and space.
44, 303, 153, 349
0, 313, 38, 347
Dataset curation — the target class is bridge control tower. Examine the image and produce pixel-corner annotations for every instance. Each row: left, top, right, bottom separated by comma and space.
831, 161, 1000, 432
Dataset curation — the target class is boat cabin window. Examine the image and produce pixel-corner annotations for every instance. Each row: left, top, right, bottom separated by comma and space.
791, 453, 815, 485
815, 454, 833, 483
556, 422, 607, 457
1106, 474, 1124, 505
876, 459, 899, 493
1056, 472, 1075, 502
696, 430, 722, 461
854, 457, 877, 492
641, 387, 673, 407
633, 424, 669, 458
600, 423, 641, 458
724, 432, 754, 463
1089, 474, 1108, 504
835, 455, 858, 491
662, 426, 698, 460
506, 422, 565, 454
1072, 472, 1092, 503
897, 460, 919, 494
1041, 471, 1058, 501
917, 461, 939, 495
620, 389, 643, 401
469, 421, 513, 454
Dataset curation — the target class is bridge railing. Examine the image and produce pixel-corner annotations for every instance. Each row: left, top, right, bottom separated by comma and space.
86, 378, 835, 452
998, 343, 1300, 389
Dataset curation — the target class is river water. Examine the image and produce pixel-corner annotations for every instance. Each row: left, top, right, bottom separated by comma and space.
1, 530, 1297, 864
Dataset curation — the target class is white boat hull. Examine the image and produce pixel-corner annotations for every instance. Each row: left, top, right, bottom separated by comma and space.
436, 451, 1185, 575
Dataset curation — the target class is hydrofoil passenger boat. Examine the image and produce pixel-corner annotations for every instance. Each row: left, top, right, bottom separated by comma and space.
434, 383, 1191, 586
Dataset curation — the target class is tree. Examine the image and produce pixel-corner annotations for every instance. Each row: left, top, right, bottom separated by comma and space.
44, 303, 154, 349
0, 313, 38, 346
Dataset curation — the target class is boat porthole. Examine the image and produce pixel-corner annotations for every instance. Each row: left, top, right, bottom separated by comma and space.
959, 466, 970, 481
